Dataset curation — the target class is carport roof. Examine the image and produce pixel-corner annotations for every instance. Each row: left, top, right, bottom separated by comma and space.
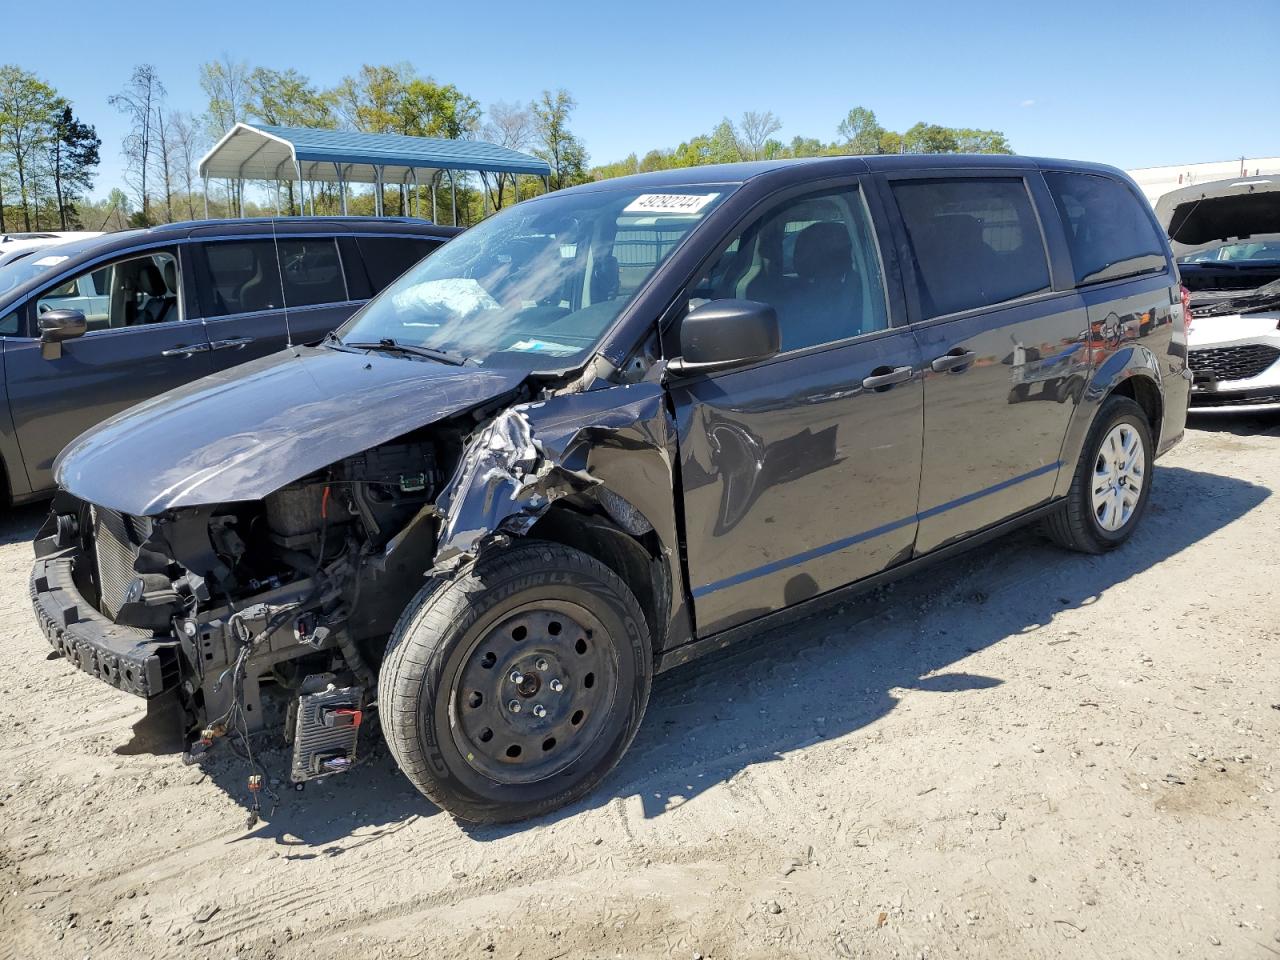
198, 123, 551, 184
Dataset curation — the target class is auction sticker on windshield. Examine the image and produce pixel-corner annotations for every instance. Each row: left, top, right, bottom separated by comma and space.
623, 193, 719, 215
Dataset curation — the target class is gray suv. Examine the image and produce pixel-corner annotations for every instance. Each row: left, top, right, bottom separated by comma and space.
0, 217, 457, 504
31, 156, 1190, 824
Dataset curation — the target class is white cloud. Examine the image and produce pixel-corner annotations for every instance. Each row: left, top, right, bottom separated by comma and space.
1019, 99, 1037, 108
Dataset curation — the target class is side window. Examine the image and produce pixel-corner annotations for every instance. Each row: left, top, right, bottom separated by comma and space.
357, 237, 440, 293
690, 186, 889, 353
277, 238, 347, 307
0, 310, 18, 336
200, 241, 282, 317
1044, 172, 1168, 285
891, 178, 1050, 319
35, 251, 182, 331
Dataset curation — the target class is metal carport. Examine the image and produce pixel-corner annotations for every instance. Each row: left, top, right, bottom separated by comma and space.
198, 123, 553, 224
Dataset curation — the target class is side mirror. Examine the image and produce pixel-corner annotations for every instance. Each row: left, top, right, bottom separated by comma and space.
38, 309, 87, 360
666, 299, 780, 377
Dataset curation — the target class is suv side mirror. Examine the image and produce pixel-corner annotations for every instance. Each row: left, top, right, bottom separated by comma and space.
666, 299, 780, 377
38, 308, 87, 360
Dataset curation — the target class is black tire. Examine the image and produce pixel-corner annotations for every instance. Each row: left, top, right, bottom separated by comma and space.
378, 540, 652, 823
1043, 395, 1154, 554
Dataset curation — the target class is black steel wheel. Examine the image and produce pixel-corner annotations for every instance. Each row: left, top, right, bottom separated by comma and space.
379, 540, 651, 823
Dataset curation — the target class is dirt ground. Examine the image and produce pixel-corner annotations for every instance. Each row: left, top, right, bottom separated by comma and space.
1, 413, 1277, 960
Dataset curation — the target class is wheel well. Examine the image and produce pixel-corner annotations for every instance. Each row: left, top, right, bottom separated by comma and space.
1110, 375, 1162, 446
527, 502, 670, 650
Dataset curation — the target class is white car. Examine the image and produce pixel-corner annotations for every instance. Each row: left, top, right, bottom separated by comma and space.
0, 231, 103, 270
1155, 177, 1280, 412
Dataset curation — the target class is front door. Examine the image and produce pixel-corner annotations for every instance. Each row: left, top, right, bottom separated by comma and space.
3, 246, 213, 494
668, 184, 925, 635
194, 235, 364, 371
883, 173, 1091, 555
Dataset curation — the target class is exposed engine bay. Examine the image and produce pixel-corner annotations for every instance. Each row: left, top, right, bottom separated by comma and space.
41, 427, 467, 797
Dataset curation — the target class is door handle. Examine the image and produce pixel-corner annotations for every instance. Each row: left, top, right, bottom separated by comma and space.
208, 337, 255, 352
861, 365, 915, 390
930, 349, 976, 373
160, 343, 211, 358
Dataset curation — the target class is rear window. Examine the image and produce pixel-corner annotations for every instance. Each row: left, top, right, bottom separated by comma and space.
892, 178, 1051, 318
357, 237, 441, 293
201, 240, 283, 316
1044, 172, 1168, 285
278, 238, 347, 307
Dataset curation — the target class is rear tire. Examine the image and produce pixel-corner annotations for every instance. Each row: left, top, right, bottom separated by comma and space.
379, 540, 651, 824
1043, 394, 1154, 554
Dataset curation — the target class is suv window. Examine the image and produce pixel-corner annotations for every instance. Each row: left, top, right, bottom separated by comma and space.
892, 178, 1050, 319
1044, 172, 1168, 284
691, 186, 889, 352
357, 237, 440, 293
36, 251, 181, 331
278, 238, 347, 307
202, 240, 283, 316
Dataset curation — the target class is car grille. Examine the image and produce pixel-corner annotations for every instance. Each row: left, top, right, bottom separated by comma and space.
1189, 344, 1280, 382
92, 507, 151, 619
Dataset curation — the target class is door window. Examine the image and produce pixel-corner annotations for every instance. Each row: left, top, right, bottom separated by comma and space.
35, 251, 181, 331
277, 238, 347, 306
356, 237, 442, 293
1044, 172, 1168, 284
201, 240, 282, 316
690, 186, 889, 352
0, 309, 18, 335
891, 178, 1050, 319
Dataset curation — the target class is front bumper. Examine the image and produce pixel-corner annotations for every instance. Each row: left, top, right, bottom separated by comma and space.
31, 555, 181, 699
1187, 312, 1280, 410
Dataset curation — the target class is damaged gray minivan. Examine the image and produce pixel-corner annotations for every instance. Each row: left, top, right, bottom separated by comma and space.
32, 155, 1189, 823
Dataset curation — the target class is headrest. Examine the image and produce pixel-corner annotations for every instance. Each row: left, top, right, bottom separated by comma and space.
134, 262, 167, 296
794, 221, 852, 281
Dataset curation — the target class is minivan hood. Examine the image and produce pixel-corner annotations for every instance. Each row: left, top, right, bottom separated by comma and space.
55, 346, 526, 515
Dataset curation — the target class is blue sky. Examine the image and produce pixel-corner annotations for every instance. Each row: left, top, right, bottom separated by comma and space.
7, 0, 1278, 199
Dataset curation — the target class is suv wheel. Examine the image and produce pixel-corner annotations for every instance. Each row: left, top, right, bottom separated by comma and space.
1043, 394, 1154, 553
378, 540, 651, 823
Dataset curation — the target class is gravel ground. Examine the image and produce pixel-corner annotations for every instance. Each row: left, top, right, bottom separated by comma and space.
1, 414, 1278, 960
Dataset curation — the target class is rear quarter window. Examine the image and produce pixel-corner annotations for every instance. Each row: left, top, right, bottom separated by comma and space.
1044, 172, 1168, 285
357, 237, 442, 293
891, 177, 1051, 319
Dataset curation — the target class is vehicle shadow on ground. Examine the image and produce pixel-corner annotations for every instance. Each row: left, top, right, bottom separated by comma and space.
89, 465, 1271, 846
467, 463, 1268, 837
0, 502, 47, 548
1186, 410, 1280, 437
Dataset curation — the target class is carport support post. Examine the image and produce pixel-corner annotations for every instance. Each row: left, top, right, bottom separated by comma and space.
202, 175, 209, 219
447, 168, 458, 226
374, 166, 385, 217
294, 159, 305, 218
430, 176, 438, 222
333, 162, 348, 216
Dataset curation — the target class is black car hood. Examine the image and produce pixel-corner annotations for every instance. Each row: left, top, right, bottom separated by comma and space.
54, 345, 526, 515
1154, 175, 1280, 254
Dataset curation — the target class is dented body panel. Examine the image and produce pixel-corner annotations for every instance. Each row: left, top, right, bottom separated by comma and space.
54, 346, 525, 515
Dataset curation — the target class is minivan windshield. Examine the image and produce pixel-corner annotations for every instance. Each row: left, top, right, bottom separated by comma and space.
336, 186, 732, 368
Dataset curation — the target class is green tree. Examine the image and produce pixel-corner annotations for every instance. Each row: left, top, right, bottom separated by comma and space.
249, 67, 334, 128
952, 127, 1013, 154
837, 106, 885, 155
48, 103, 99, 229
531, 89, 587, 190
0, 65, 59, 231
901, 122, 959, 154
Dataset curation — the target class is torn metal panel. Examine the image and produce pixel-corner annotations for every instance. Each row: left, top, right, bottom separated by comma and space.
431, 382, 694, 651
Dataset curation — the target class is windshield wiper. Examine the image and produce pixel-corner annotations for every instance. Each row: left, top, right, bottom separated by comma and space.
341, 337, 467, 366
